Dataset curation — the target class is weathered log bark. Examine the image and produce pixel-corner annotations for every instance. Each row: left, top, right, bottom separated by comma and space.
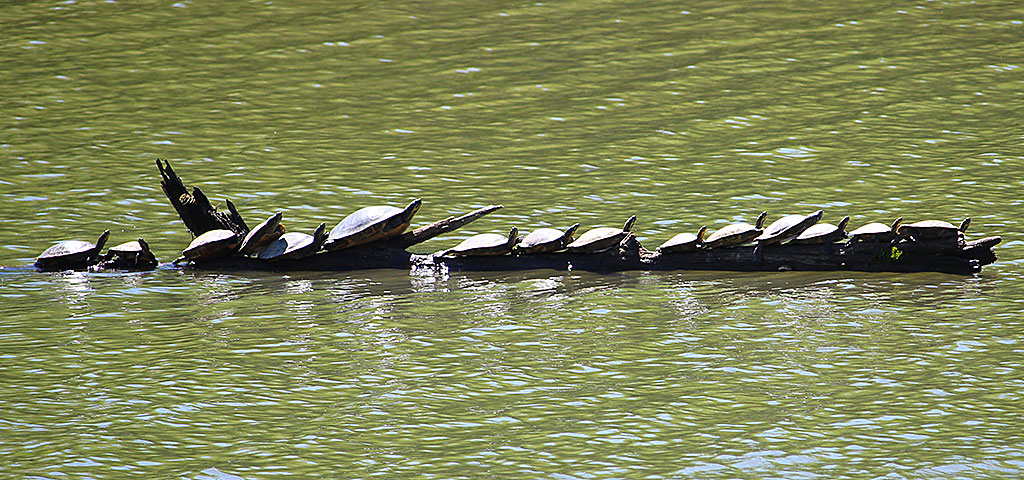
157, 159, 248, 237
159, 162, 1001, 276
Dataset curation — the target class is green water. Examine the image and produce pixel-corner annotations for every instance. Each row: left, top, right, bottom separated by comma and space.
2, 0, 1023, 478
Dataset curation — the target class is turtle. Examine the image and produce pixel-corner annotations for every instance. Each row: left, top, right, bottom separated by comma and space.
237, 212, 285, 256
324, 199, 422, 251
790, 216, 851, 245
258, 223, 328, 261
440, 227, 519, 257
844, 217, 903, 247
657, 226, 708, 254
35, 230, 110, 271
104, 238, 158, 269
755, 210, 824, 247
177, 229, 239, 263
565, 215, 637, 253
897, 217, 970, 244
514, 223, 580, 254
701, 211, 768, 249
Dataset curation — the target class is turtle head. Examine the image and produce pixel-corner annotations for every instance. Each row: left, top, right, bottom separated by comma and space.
507, 227, 519, 245
755, 211, 768, 229
837, 216, 851, 233
811, 210, 824, 222
94, 230, 111, 254
311, 223, 329, 250
564, 223, 581, 240
696, 225, 708, 242
622, 215, 637, 232
959, 217, 971, 232
402, 198, 423, 222
890, 217, 904, 232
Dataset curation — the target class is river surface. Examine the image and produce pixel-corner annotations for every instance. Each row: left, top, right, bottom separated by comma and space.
2, 0, 1024, 478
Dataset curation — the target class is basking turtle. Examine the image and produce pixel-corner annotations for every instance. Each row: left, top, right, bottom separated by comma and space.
258, 223, 328, 261
238, 212, 284, 256
755, 210, 824, 247
657, 226, 707, 254
897, 217, 970, 243
565, 215, 637, 253
35, 230, 110, 271
177, 229, 239, 263
790, 216, 850, 245
104, 238, 158, 269
324, 199, 422, 251
702, 211, 767, 249
515, 223, 580, 254
441, 227, 519, 257
844, 217, 903, 247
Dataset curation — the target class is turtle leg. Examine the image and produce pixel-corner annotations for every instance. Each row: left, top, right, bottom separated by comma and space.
753, 243, 764, 263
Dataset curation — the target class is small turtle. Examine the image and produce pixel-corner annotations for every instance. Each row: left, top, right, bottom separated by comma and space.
238, 212, 284, 256
258, 223, 328, 261
702, 211, 768, 249
897, 217, 970, 243
441, 227, 519, 257
515, 223, 580, 254
657, 226, 708, 254
35, 230, 110, 271
177, 229, 239, 263
790, 216, 851, 245
324, 199, 422, 251
565, 215, 637, 253
844, 217, 903, 247
104, 238, 158, 269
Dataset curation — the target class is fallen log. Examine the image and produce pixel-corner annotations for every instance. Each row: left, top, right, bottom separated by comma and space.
158, 162, 1001, 276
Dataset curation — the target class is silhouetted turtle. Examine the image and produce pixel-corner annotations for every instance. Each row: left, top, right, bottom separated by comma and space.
844, 217, 903, 247
657, 226, 707, 254
324, 199, 421, 251
178, 229, 238, 263
441, 227, 519, 256
35, 230, 110, 271
105, 238, 158, 269
515, 223, 580, 254
702, 212, 767, 249
898, 217, 970, 243
258, 223, 328, 261
238, 212, 284, 256
565, 216, 637, 253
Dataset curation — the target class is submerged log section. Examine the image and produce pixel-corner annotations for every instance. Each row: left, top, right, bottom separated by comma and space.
161, 162, 1000, 275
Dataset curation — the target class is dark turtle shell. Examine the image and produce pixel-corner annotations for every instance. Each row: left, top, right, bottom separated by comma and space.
180, 229, 238, 262
259, 223, 327, 261
702, 211, 767, 249
442, 227, 519, 256
35, 230, 110, 271
106, 238, 158, 268
755, 210, 823, 246
238, 212, 284, 256
565, 216, 637, 253
515, 223, 580, 254
847, 217, 903, 245
897, 217, 970, 243
324, 199, 421, 251
658, 226, 707, 253
791, 216, 850, 245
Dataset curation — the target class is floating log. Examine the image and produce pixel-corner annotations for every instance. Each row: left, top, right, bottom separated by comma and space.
158, 162, 1001, 276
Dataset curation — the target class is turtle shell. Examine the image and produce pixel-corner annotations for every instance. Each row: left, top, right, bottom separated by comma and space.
791, 216, 850, 244
755, 210, 823, 246
35, 230, 110, 271
658, 226, 708, 253
238, 212, 284, 256
565, 215, 637, 253
259, 223, 327, 261
848, 217, 903, 243
702, 212, 767, 249
516, 223, 580, 254
181, 229, 238, 262
325, 199, 421, 251
443, 227, 518, 256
